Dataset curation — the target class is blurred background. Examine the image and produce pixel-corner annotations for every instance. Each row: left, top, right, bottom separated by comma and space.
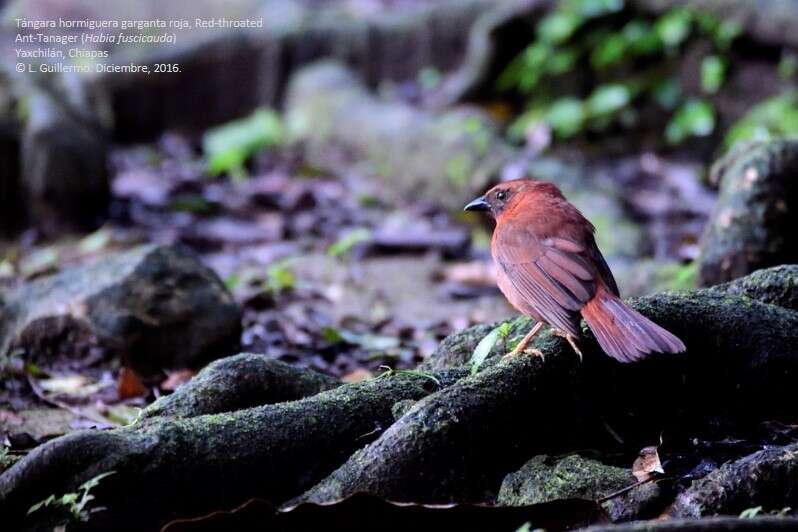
0, 0, 796, 437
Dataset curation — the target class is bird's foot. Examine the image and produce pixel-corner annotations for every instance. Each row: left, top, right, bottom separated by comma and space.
553, 331, 583, 362
502, 347, 545, 361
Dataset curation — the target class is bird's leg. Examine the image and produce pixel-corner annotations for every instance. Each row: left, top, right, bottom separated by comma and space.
503, 322, 545, 359
553, 330, 583, 362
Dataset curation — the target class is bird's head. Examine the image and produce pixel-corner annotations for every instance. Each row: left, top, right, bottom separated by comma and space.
464, 178, 562, 218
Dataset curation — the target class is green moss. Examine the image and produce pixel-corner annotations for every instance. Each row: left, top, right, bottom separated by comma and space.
498, 454, 634, 505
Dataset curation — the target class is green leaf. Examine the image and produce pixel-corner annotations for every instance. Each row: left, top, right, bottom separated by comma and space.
711, 19, 741, 50
417, 67, 441, 90
622, 20, 662, 55
537, 12, 581, 44
590, 33, 627, 69
725, 91, 798, 148
586, 84, 630, 116
740, 506, 763, 519
778, 52, 798, 80
655, 9, 692, 48
79, 471, 116, 492
28, 495, 56, 515
203, 108, 283, 180
567, 0, 624, 18
321, 326, 344, 344
652, 78, 681, 110
547, 48, 579, 75
546, 98, 586, 138
327, 228, 372, 258
701, 55, 725, 94
666, 98, 715, 144
78, 228, 112, 254
265, 259, 296, 294
470, 325, 505, 375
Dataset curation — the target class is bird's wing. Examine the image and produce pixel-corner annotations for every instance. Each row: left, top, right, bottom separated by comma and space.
495, 221, 597, 336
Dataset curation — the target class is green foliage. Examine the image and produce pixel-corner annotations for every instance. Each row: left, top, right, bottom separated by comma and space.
418, 67, 442, 90
470, 322, 511, 374
500, 1, 739, 145
654, 8, 691, 48
28, 471, 115, 522
328, 228, 373, 258
264, 259, 296, 294
376, 365, 441, 386
665, 98, 715, 144
739, 506, 764, 519
701, 55, 726, 94
725, 91, 798, 149
778, 52, 798, 80
322, 327, 399, 351
0, 446, 13, 470
547, 98, 585, 138
203, 108, 283, 181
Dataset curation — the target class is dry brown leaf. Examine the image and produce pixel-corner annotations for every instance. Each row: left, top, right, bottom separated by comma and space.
632, 445, 665, 482
161, 369, 197, 391
439, 261, 497, 286
0, 409, 23, 426
117, 367, 148, 399
342, 369, 373, 383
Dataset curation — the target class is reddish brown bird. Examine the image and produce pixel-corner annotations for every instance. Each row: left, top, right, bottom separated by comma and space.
465, 178, 685, 362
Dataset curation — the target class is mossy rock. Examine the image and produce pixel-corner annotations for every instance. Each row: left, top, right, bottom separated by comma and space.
498, 454, 634, 505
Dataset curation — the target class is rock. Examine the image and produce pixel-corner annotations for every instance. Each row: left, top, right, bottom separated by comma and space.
602, 481, 667, 523
20, 72, 111, 234
0, 245, 241, 376
497, 454, 634, 505
697, 139, 798, 286
285, 61, 515, 211
671, 443, 798, 518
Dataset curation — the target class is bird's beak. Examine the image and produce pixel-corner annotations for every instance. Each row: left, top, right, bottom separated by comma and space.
464, 195, 490, 212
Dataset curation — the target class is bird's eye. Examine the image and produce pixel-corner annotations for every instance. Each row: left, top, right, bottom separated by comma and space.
496, 191, 507, 201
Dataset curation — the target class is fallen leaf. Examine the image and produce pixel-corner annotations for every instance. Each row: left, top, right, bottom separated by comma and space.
632, 445, 664, 482
440, 261, 497, 286
161, 369, 197, 391
117, 368, 148, 399
105, 404, 142, 426
342, 369, 373, 383
38, 375, 92, 395
0, 409, 24, 426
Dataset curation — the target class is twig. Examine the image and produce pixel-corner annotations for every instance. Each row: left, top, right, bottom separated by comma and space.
26, 375, 118, 428
595, 476, 664, 504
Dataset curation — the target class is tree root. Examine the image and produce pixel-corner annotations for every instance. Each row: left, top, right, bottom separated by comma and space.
2, 266, 798, 530
0, 369, 466, 531
670, 443, 798, 518
141, 353, 340, 419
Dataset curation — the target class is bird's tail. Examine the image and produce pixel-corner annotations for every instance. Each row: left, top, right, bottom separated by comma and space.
581, 285, 685, 363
